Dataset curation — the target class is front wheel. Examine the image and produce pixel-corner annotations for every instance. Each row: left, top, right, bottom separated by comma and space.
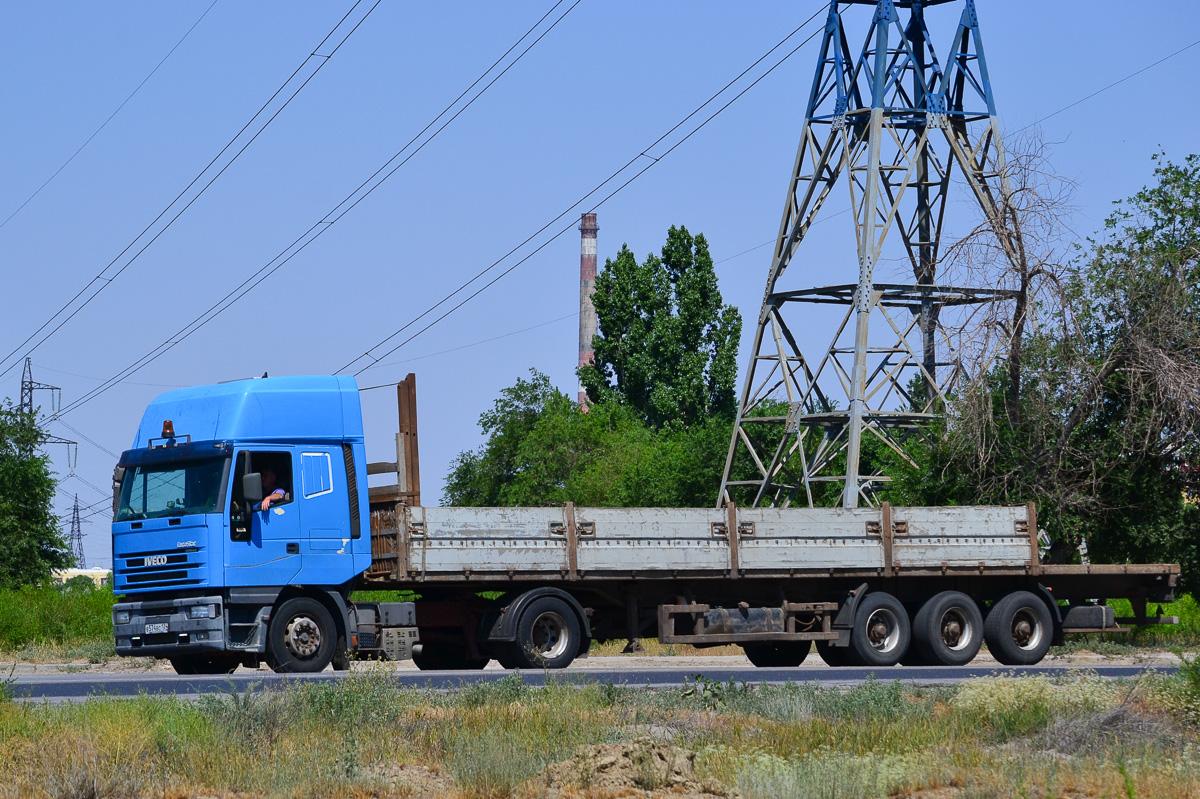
849, 592, 910, 667
267, 597, 336, 673
743, 640, 811, 668
497, 597, 581, 670
984, 591, 1053, 666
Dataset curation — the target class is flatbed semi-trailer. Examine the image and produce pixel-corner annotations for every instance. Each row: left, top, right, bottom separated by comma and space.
109, 376, 1179, 674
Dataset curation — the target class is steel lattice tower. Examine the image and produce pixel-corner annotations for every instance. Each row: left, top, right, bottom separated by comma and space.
19, 358, 76, 460
719, 0, 1020, 510
67, 494, 86, 568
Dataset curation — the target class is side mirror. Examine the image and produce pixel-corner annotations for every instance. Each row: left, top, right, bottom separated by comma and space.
243, 472, 264, 504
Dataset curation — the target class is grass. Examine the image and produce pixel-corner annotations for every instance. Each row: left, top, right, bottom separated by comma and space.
0, 582, 115, 656
0, 668, 1197, 798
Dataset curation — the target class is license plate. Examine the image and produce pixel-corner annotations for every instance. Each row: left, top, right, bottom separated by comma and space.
144, 622, 169, 635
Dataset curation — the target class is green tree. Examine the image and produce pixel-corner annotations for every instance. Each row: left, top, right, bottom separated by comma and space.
579, 226, 742, 428
884, 154, 1200, 590
442, 369, 739, 508
0, 401, 71, 588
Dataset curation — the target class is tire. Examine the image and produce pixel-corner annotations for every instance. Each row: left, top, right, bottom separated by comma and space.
743, 641, 811, 668
984, 591, 1054, 666
912, 591, 984, 666
266, 597, 337, 673
815, 639, 855, 667
412, 646, 489, 671
505, 597, 581, 670
332, 637, 351, 671
169, 656, 238, 675
849, 591, 910, 667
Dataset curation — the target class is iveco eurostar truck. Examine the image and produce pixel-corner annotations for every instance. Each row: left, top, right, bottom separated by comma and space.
111, 375, 1180, 674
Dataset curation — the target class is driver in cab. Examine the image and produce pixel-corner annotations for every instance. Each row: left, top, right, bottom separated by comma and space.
260, 468, 286, 511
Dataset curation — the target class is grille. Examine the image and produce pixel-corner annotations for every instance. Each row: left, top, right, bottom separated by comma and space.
117, 546, 204, 591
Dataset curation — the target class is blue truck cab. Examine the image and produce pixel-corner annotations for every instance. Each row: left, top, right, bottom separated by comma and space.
111, 376, 415, 673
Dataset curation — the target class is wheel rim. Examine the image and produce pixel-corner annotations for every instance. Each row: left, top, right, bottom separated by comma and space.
284, 614, 323, 659
939, 607, 974, 652
530, 611, 569, 659
865, 607, 902, 654
1010, 608, 1044, 651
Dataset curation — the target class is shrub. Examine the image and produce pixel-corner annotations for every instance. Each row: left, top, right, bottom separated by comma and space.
0, 582, 115, 650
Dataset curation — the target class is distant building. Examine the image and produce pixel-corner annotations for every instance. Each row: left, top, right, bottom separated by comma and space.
51, 568, 112, 587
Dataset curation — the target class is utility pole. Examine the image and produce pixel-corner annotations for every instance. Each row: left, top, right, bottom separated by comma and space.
68, 494, 86, 568
720, 0, 1022, 510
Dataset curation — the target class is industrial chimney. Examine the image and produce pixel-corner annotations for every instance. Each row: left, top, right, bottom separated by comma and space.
577, 213, 599, 406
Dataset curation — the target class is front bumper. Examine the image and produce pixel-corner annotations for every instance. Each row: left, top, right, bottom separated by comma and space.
113, 595, 226, 658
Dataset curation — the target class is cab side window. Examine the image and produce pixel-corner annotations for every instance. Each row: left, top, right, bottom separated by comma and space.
230, 451, 295, 541
251, 452, 293, 506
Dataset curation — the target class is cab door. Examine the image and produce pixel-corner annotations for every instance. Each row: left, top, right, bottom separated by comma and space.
295, 447, 358, 584
224, 448, 302, 586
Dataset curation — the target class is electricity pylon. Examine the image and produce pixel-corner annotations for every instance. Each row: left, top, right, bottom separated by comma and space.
68, 494, 86, 568
18, 358, 76, 463
720, 0, 1021, 510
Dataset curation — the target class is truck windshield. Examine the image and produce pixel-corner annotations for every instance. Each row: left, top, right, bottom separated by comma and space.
117, 457, 226, 521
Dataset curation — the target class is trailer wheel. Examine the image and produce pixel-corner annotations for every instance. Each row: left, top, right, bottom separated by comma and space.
501, 596, 581, 669
169, 656, 238, 675
984, 591, 1053, 665
412, 646, 489, 671
849, 591, 909, 667
815, 640, 855, 667
743, 641, 811, 668
267, 597, 336, 673
912, 591, 984, 666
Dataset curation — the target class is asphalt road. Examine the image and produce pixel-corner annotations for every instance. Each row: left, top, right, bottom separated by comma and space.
9, 663, 1177, 702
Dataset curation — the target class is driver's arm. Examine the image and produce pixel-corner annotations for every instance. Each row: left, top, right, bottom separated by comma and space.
260, 487, 285, 512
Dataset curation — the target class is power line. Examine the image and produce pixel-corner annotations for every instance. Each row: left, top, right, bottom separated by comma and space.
55, 0, 581, 417
357, 312, 579, 391
343, 10, 828, 376
1019, 36, 1200, 132
52, 417, 120, 459
0, 0, 220, 233
363, 0, 1192, 373
33, 363, 184, 388
53, 10, 1199, 410
0, 0, 381, 380
710, 40, 1200, 267
61, 472, 110, 500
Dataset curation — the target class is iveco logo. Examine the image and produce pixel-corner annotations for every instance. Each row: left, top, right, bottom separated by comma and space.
145, 555, 168, 567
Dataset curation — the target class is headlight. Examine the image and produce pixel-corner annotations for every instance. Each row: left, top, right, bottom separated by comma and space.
114, 611, 131, 625
188, 604, 215, 619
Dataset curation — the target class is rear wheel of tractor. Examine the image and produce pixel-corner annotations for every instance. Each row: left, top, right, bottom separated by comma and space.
506, 597, 581, 670
984, 591, 1053, 666
849, 592, 910, 667
913, 591, 984, 666
267, 597, 336, 673
170, 656, 238, 675
743, 641, 811, 668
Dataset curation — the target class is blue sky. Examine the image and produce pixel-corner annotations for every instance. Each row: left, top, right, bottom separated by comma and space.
1, 1, 1197, 568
